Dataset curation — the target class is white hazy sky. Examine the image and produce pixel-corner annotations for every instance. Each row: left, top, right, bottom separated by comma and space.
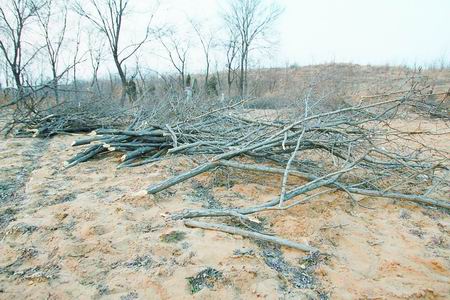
2, 0, 450, 85
154, 0, 450, 68
278, 0, 450, 66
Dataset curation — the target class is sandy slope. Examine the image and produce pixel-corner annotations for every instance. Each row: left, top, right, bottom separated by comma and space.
0, 118, 449, 299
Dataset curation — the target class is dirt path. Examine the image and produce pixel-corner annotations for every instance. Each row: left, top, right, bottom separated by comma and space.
0, 137, 48, 232
0, 126, 449, 299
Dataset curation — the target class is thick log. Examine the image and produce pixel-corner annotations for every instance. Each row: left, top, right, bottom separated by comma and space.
66, 144, 100, 164
139, 136, 172, 143
93, 129, 166, 137
65, 145, 106, 168
117, 149, 167, 168
121, 146, 157, 162
117, 157, 161, 169
105, 142, 168, 148
71, 135, 112, 146
146, 161, 220, 194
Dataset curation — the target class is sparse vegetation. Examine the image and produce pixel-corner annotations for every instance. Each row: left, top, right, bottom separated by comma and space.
160, 231, 186, 243
187, 267, 224, 294
0, 0, 449, 299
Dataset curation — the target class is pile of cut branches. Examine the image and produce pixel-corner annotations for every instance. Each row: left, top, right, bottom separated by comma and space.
66, 126, 174, 168
412, 90, 450, 119
2, 98, 130, 137
67, 89, 449, 252
9, 112, 121, 138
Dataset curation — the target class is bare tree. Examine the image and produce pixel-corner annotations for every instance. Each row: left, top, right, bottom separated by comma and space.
0, 0, 47, 98
224, 31, 240, 96
87, 29, 105, 95
223, 0, 282, 98
36, 0, 67, 103
75, 0, 152, 105
72, 20, 81, 96
191, 20, 214, 90
159, 30, 190, 89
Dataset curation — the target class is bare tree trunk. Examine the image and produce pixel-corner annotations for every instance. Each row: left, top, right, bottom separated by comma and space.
239, 53, 245, 98
108, 70, 114, 98
4, 59, 10, 87
75, 0, 152, 106
114, 56, 128, 106
227, 68, 232, 96
205, 58, 210, 90
0, 0, 47, 102
73, 23, 81, 102
224, 0, 282, 99
13, 72, 21, 92
244, 53, 249, 97
159, 31, 189, 91
52, 68, 59, 103
73, 64, 77, 95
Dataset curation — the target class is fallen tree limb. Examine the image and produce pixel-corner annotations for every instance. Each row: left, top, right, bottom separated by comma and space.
345, 187, 450, 210
184, 220, 318, 252
147, 162, 220, 194
64, 144, 106, 169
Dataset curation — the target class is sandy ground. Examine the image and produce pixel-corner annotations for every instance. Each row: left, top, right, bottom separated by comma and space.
0, 117, 449, 299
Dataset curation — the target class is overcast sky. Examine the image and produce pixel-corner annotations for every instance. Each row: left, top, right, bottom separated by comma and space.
2, 0, 450, 85
110, 0, 450, 71
278, 0, 450, 66
156, 0, 450, 68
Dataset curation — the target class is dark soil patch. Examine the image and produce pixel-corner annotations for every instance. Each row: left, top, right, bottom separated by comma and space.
123, 255, 153, 270
0, 180, 16, 203
187, 267, 223, 294
258, 242, 315, 289
50, 193, 76, 205
188, 180, 222, 209
0, 207, 16, 230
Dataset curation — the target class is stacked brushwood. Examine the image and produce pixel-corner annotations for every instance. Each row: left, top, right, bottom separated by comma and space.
66, 126, 176, 168
3, 98, 130, 137
67, 90, 450, 252
11, 112, 124, 137
412, 90, 450, 119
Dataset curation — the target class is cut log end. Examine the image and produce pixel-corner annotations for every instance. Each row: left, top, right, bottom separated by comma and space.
132, 190, 149, 197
